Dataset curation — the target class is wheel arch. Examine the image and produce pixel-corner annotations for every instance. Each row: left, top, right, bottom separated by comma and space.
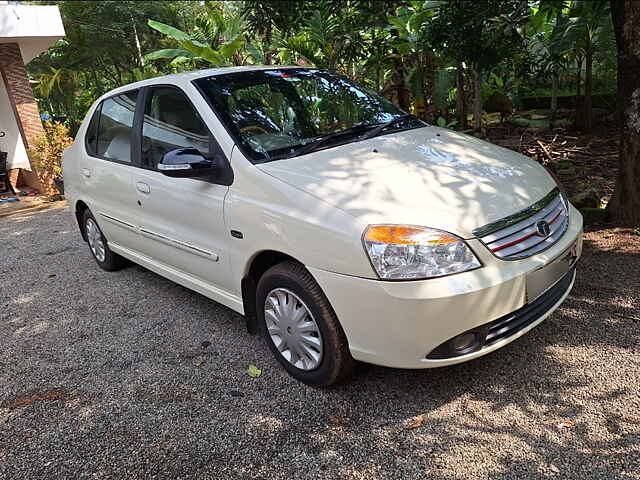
241, 249, 300, 334
74, 200, 90, 241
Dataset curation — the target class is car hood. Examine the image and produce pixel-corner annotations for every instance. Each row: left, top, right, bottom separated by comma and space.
257, 126, 556, 238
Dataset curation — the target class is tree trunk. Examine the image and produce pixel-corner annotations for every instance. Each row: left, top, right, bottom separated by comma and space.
131, 15, 145, 68
456, 62, 467, 130
423, 50, 437, 123
607, 0, 640, 226
574, 56, 583, 128
390, 27, 411, 112
473, 69, 482, 132
584, 40, 594, 130
576, 57, 583, 97
393, 57, 411, 112
264, 25, 273, 65
550, 71, 559, 128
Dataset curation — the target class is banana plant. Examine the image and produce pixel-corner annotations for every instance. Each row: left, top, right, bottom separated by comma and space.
145, 6, 246, 68
277, 7, 365, 72
546, 0, 613, 129
385, 1, 444, 120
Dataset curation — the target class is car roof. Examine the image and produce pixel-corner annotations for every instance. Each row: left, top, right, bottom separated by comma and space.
101, 65, 306, 99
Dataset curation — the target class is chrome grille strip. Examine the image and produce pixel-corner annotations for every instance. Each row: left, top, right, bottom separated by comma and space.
472, 187, 561, 238
482, 195, 563, 244
496, 215, 568, 258
485, 202, 564, 248
475, 189, 569, 260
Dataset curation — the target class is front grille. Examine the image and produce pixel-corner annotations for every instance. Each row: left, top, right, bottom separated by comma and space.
485, 266, 575, 346
474, 188, 569, 260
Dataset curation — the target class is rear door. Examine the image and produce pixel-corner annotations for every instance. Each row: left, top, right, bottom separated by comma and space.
130, 85, 233, 292
81, 90, 141, 251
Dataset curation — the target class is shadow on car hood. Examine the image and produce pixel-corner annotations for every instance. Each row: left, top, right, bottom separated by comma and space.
257, 126, 556, 238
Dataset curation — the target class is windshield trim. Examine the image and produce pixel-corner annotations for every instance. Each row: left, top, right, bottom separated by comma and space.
192, 68, 425, 165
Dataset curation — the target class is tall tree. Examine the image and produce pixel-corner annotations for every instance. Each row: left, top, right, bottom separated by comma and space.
428, 0, 529, 131
242, 0, 308, 64
28, 0, 180, 131
606, 0, 640, 225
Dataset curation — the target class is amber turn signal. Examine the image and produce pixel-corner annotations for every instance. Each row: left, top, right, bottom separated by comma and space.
364, 225, 458, 246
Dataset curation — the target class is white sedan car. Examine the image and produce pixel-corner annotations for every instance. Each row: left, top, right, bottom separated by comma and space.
63, 67, 583, 385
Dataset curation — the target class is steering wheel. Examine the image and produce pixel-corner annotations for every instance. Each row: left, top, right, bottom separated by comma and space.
239, 125, 269, 136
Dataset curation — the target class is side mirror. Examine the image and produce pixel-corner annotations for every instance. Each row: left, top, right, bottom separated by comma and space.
157, 148, 215, 178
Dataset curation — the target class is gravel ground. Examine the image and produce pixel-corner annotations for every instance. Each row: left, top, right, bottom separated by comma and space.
1, 205, 639, 479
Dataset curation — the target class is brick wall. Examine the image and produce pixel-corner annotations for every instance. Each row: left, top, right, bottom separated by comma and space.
0, 42, 46, 193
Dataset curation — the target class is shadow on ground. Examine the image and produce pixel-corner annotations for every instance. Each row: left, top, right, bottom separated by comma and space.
0, 207, 638, 479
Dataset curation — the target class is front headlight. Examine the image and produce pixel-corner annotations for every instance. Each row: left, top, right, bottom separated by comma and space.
363, 225, 482, 280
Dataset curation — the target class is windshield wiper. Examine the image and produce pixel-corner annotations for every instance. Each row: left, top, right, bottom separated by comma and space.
292, 123, 378, 157
361, 114, 417, 140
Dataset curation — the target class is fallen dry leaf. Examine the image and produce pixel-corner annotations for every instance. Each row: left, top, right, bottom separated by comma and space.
550, 464, 560, 474
557, 420, 574, 430
328, 415, 347, 427
406, 415, 425, 430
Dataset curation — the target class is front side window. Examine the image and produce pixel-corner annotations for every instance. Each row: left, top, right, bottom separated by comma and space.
86, 90, 138, 162
194, 69, 425, 163
141, 87, 210, 169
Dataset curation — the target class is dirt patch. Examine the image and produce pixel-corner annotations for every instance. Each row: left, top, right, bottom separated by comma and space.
2, 388, 69, 410
0, 196, 67, 219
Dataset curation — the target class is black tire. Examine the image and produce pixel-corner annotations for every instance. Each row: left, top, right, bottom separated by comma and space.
82, 209, 127, 271
256, 261, 355, 386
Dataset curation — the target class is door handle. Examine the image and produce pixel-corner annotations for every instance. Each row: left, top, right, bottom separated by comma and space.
81, 168, 91, 178
136, 182, 151, 194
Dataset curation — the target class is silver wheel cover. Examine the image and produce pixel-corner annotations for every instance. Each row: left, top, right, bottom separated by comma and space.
264, 288, 323, 371
86, 218, 106, 263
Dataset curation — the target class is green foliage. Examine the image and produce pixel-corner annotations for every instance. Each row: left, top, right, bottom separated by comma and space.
276, 5, 367, 71
145, 6, 246, 68
28, 0, 618, 135
28, 0, 181, 132
28, 121, 74, 195
427, 0, 529, 72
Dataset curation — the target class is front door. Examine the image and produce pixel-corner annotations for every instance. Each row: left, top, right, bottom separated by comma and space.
131, 85, 233, 294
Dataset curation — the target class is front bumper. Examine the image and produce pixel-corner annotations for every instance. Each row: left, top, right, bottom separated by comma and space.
309, 205, 583, 369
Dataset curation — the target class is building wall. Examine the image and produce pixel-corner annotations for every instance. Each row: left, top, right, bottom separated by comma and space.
0, 4, 65, 194
0, 73, 30, 171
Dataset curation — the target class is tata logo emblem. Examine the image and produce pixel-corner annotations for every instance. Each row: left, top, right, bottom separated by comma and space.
536, 220, 551, 238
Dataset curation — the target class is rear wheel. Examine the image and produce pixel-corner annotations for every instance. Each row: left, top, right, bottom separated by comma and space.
256, 261, 354, 386
82, 209, 127, 271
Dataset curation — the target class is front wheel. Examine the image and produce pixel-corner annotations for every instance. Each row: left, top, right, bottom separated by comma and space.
256, 261, 354, 386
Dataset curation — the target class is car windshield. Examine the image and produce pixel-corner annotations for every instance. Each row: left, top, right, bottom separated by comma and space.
194, 68, 426, 163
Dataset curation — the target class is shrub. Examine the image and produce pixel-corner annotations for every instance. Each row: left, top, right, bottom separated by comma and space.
28, 121, 74, 196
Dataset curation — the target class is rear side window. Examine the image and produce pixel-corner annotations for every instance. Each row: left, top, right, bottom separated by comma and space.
86, 90, 138, 163
85, 103, 101, 155
141, 87, 209, 169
